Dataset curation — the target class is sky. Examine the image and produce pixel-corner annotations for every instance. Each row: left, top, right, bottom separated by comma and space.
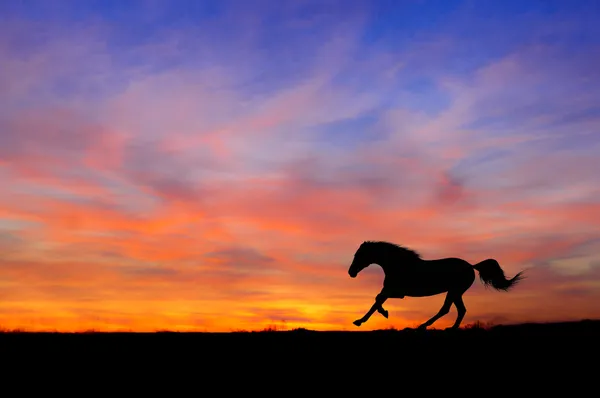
1, 0, 600, 332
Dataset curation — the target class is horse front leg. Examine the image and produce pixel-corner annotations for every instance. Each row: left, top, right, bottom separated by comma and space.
353, 293, 388, 327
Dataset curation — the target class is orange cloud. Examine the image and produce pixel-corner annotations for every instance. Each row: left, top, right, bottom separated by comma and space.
1, 9, 600, 332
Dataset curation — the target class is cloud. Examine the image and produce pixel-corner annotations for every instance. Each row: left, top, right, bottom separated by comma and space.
0, 1, 599, 331
204, 247, 275, 265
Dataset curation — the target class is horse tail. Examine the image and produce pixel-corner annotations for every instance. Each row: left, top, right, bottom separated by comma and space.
472, 259, 524, 291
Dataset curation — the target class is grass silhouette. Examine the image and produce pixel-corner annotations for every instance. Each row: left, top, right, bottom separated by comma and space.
1, 319, 597, 335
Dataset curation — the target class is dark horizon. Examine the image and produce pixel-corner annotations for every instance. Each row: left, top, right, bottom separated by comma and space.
2, 319, 598, 334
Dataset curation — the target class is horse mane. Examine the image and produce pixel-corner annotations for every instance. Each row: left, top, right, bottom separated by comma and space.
361, 241, 422, 262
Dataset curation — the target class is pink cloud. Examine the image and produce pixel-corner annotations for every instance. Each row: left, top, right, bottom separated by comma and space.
1, 11, 600, 332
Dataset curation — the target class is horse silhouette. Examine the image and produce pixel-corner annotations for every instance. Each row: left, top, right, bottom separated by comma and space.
348, 241, 524, 329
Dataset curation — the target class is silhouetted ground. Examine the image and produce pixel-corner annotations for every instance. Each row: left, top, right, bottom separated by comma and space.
1, 320, 597, 390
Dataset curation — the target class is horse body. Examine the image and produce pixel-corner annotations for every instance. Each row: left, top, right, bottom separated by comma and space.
348, 241, 524, 329
382, 258, 476, 298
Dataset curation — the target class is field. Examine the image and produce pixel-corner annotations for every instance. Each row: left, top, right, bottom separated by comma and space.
1, 319, 597, 390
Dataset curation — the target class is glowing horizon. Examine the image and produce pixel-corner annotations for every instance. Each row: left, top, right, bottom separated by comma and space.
1, 0, 600, 332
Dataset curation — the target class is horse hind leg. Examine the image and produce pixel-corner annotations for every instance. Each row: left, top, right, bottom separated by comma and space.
448, 295, 467, 330
417, 292, 453, 330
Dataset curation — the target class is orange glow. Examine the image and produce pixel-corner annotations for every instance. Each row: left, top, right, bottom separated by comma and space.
2, 4, 600, 332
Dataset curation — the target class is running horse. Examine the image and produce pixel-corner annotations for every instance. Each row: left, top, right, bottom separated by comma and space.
348, 241, 524, 329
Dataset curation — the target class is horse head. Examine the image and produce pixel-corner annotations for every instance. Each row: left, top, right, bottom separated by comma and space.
348, 241, 374, 278
349, 241, 422, 278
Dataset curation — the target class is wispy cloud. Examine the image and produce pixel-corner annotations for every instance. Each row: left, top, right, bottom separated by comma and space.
1, 0, 599, 331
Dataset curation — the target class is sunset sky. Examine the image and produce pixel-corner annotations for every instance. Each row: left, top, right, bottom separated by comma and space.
1, 0, 600, 332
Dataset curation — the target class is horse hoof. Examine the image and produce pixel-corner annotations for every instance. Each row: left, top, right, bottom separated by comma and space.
382, 310, 389, 318
353, 320, 362, 327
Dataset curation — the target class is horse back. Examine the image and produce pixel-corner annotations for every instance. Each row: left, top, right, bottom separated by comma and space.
424, 257, 473, 272
384, 257, 475, 297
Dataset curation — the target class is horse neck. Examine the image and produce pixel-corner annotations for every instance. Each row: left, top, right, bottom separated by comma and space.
374, 253, 416, 276
371, 255, 397, 275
